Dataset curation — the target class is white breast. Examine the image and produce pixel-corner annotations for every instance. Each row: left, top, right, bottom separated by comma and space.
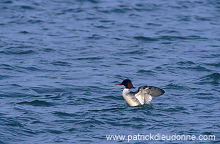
122, 88, 141, 106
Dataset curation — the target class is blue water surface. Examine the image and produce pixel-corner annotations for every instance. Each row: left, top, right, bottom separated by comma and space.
0, 0, 220, 143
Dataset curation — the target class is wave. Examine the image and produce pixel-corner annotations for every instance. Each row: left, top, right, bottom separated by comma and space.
177, 65, 211, 72
17, 100, 54, 107
53, 111, 77, 117
133, 36, 158, 42
200, 73, 220, 84
203, 73, 220, 80
51, 61, 72, 67
137, 70, 156, 75
0, 50, 35, 55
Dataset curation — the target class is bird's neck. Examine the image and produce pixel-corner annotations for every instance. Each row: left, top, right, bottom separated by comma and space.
122, 88, 131, 96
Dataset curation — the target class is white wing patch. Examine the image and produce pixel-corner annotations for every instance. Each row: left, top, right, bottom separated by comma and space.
135, 88, 153, 105
135, 91, 145, 105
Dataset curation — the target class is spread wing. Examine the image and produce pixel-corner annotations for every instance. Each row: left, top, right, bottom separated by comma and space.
135, 86, 165, 105
138, 86, 165, 97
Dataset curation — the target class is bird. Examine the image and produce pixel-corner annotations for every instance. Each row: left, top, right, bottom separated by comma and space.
116, 79, 165, 106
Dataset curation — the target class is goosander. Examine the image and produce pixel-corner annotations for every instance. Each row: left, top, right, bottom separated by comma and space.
116, 79, 165, 106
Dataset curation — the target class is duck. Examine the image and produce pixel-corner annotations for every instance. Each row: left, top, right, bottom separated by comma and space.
116, 79, 165, 106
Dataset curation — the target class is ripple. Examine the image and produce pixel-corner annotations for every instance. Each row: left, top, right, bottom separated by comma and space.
133, 36, 158, 42
86, 34, 105, 40
195, 93, 216, 100
120, 49, 146, 55
17, 66, 41, 71
205, 62, 220, 67
20, 5, 35, 10
47, 129, 64, 134
176, 61, 195, 65
137, 70, 155, 75
159, 35, 207, 41
129, 117, 147, 122
99, 7, 131, 14
164, 106, 187, 112
2, 0, 13, 4
76, 119, 105, 126
19, 31, 29, 34
6, 121, 23, 127
200, 73, 220, 84
76, 0, 99, 4
0, 92, 35, 98
75, 57, 104, 60
31, 87, 65, 94
17, 100, 54, 107
27, 19, 44, 24
53, 111, 77, 117
0, 74, 11, 80
89, 107, 127, 113
51, 61, 72, 67
0, 64, 13, 70
202, 73, 220, 80
0, 50, 36, 55
165, 83, 189, 90
178, 65, 211, 72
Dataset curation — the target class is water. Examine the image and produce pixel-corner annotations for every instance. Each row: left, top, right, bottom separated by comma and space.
0, 0, 220, 143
